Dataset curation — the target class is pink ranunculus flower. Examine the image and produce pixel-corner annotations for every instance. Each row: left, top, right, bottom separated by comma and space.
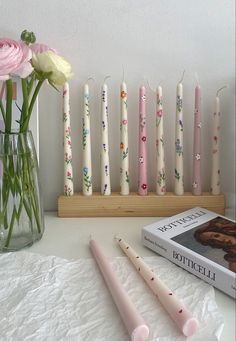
0, 39, 33, 80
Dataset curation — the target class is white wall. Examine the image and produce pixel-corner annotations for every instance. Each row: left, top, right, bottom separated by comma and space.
0, 0, 235, 212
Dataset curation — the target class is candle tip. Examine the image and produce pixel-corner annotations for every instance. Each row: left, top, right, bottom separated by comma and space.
216, 85, 228, 97
103, 75, 111, 83
178, 70, 185, 84
146, 80, 155, 93
86, 76, 95, 84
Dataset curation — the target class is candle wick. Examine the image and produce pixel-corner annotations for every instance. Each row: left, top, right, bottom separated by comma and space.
87, 76, 95, 84
122, 65, 125, 82
216, 85, 228, 97
194, 72, 199, 87
179, 70, 185, 84
104, 75, 111, 83
146, 79, 156, 93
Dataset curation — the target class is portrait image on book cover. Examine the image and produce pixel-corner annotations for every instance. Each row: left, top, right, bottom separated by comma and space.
171, 216, 236, 273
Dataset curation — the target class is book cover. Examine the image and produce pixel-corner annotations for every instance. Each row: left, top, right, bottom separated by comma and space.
0, 77, 39, 158
142, 207, 236, 298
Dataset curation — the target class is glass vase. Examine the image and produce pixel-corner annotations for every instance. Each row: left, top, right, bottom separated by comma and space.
0, 130, 44, 252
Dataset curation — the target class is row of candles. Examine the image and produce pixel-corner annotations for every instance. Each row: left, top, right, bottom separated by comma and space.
90, 237, 199, 339
63, 77, 226, 197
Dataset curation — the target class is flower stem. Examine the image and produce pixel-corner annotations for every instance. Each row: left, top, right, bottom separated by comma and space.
20, 79, 29, 130
21, 79, 44, 132
5, 79, 13, 133
0, 99, 6, 125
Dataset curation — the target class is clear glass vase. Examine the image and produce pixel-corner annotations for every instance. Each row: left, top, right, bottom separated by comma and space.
0, 130, 44, 252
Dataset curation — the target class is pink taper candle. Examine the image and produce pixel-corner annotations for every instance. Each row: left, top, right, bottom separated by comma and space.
192, 84, 202, 195
116, 237, 199, 337
90, 239, 149, 341
138, 86, 148, 195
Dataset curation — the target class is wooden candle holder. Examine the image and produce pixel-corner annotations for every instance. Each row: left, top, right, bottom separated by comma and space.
58, 192, 225, 217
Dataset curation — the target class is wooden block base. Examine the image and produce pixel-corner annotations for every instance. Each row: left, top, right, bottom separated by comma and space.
58, 192, 225, 217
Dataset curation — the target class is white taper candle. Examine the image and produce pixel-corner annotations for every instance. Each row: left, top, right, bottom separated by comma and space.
116, 237, 199, 337
101, 79, 111, 195
174, 73, 184, 195
63, 82, 74, 196
120, 81, 129, 195
211, 86, 227, 195
156, 85, 166, 195
82, 82, 92, 195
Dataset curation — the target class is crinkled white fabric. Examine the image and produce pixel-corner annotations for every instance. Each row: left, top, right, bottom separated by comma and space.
0, 252, 223, 341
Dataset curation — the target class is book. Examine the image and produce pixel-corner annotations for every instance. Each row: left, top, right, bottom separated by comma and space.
0, 77, 39, 158
142, 207, 236, 299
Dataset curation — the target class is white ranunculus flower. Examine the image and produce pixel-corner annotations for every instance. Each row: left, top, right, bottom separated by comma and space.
32, 50, 73, 85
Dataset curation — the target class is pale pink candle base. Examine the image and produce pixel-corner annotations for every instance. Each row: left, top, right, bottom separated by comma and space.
138, 86, 148, 196
90, 239, 149, 341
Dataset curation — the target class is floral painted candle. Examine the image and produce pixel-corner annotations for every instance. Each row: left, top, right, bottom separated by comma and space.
116, 237, 199, 337
211, 87, 226, 195
82, 82, 92, 195
120, 81, 129, 195
138, 86, 148, 195
174, 78, 184, 195
156, 85, 166, 195
63, 82, 74, 196
101, 79, 111, 195
192, 84, 202, 195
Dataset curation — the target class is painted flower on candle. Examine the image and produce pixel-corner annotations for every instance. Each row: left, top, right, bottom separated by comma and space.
157, 169, 166, 186
83, 166, 92, 191
141, 94, 146, 101
140, 115, 146, 127
64, 184, 73, 196
139, 156, 144, 164
141, 183, 147, 190
157, 110, 163, 117
195, 153, 201, 160
179, 120, 183, 131
103, 184, 108, 194
122, 147, 128, 160
141, 136, 146, 142
175, 168, 180, 181
67, 171, 73, 181
121, 90, 127, 98
197, 122, 202, 129
175, 139, 183, 156
64, 152, 72, 164
176, 95, 182, 112
157, 96, 162, 106
192, 181, 198, 188
125, 171, 129, 183
120, 142, 124, 149
122, 119, 128, 125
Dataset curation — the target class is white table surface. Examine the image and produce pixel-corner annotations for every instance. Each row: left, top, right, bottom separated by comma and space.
28, 212, 236, 341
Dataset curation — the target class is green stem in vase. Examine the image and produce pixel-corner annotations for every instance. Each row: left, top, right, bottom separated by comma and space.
0, 99, 6, 125
5, 79, 13, 133
20, 79, 29, 130
21, 79, 44, 133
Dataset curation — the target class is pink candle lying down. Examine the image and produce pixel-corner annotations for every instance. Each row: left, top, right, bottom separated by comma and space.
116, 237, 199, 337
90, 239, 149, 341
